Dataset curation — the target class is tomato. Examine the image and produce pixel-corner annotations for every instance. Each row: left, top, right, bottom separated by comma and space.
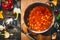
2, 0, 13, 10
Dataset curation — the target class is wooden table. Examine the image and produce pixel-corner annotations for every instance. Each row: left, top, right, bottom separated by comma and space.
21, 0, 52, 40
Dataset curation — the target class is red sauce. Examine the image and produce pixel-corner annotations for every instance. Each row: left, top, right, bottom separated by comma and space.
27, 5, 53, 32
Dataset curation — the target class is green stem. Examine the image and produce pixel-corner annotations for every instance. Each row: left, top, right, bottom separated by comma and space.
14, 13, 19, 20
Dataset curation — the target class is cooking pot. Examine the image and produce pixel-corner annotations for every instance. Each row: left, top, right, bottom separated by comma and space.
24, 3, 55, 33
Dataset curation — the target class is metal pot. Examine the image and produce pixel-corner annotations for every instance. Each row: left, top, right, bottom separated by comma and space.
24, 3, 55, 34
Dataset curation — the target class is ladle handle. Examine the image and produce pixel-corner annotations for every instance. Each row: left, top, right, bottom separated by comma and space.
21, 28, 36, 40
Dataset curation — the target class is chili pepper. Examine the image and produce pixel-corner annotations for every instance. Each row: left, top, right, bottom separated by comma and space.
2, 0, 13, 10
56, 13, 60, 21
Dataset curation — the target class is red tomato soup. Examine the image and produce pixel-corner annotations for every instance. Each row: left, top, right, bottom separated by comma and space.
27, 5, 53, 32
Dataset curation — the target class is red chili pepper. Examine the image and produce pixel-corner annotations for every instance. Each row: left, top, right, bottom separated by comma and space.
2, 0, 13, 10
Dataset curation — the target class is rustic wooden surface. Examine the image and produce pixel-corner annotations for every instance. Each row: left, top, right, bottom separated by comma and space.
21, 0, 52, 40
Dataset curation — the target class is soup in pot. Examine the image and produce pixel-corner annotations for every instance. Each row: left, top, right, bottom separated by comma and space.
27, 5, 53, 32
